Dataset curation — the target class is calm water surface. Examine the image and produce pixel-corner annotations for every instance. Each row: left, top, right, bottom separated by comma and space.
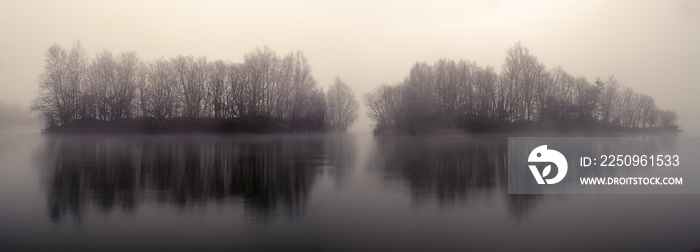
1, 132, 699, 251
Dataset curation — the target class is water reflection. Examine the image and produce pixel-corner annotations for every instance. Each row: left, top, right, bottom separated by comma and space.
370, 136, 544, 219
39, 135, 355, 222
40, 133, 675, 223
374, 137, 505, 200
15, 133, 700, 251
45, 138, 138, 221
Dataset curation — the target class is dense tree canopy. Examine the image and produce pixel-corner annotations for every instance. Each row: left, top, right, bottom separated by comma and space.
364, 42, 679, 134
31, 42, 359, 133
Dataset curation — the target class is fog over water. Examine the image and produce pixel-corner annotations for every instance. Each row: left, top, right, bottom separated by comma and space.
0, 132, 697, 251
1, 3, 699, 251
1, 0, 698, 134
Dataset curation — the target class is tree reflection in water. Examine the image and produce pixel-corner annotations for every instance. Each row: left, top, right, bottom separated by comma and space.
40, 134, 546, 222
40, 135, 341, 222
371, 136, 541, 219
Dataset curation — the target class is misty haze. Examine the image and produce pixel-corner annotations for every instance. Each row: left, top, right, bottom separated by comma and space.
1, 1, 699, 251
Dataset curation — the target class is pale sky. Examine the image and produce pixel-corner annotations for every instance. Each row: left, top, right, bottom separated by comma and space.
1, 0, 698, 134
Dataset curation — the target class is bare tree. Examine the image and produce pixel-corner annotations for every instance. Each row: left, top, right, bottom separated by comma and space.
433, 59, 460, 116
147, 59, 178, 120
88, 50, 118, 120
473, 66, 497, 119
307, 88, 327, 130
113, 52, 140, 119
172, 55, 207, 118
66, 42, 89, 121
364, 84, 402, 127
533, 68, 553, 121
242, 47, 278, 116
658, 110, 678, 128
288, 51, 317, 121
135, 61, 150, 118
227, 62, 247, 118
403, 62, 435, 129
207, 60, 230, 119
325, 77, 359, 131
502, 42, 547, 121
573, 76, 597, 121
598, 76, 620, 125
638, 94, 657, 128
32, 43, 75, 126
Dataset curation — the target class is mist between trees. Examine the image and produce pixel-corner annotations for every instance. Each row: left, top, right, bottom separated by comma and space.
31, 42, 359, 133
364, 42, 679, 134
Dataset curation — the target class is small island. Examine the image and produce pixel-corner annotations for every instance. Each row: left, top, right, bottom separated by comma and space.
31, 43, 359, 134
364, 43, 679, 135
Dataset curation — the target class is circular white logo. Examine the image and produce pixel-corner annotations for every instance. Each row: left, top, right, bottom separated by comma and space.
527, 145, 568, 184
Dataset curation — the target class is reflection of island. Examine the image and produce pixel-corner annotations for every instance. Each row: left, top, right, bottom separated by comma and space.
370, 136, 541, 219
374, 137, 505, 201
39, 135, 353, 222
369, 135, 676, 220
323, 134, 357, 185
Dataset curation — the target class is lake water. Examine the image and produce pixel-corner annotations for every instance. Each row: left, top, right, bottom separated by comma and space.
1, 132, 699, 251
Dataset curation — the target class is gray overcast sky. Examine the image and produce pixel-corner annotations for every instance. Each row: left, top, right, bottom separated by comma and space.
1, 0, 698, 134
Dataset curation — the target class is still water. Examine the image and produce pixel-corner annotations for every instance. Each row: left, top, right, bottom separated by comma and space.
1, 132, 699, 251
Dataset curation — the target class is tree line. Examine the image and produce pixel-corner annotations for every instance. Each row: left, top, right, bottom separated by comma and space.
31, 42, 359, 133
364, 42, 679, 133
